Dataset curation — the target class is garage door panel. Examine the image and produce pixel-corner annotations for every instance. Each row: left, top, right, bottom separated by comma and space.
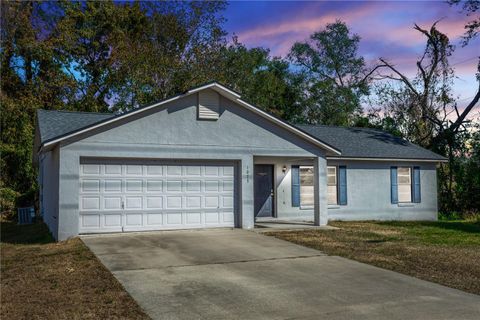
126, 213, 143, 226
146, 165, 163, 176
186, 212, 202, 224
105, 164, 122, 175
146, 196, 163, 209
82, 197, 100, 210
146, 180, 162, 192
105, 179, 122, 192
104, 214, 122, 227
146, 212, 162, 225
79, 162, 235, 233
126, 165, 143, 175
104, 196, 122, 210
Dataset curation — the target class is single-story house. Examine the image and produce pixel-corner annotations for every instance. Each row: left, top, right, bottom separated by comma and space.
34, 82, 446, 240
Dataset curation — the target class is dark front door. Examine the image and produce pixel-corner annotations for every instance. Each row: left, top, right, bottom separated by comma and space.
254, 164, 274, 218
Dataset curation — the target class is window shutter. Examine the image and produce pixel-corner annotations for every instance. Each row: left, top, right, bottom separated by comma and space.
391, 167, 398, 204
412, 166, 421, 203
291, 165, 300, 207
338, 166, 347, 205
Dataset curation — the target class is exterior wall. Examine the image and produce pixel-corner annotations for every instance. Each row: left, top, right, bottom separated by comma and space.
254, 157, 315, 220
39, 147, 60, 239
55, 90, 324, 240
263, 159, 438, 222
326, 160, 438, 221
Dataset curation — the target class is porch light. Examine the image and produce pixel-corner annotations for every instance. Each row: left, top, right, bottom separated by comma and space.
282, 165, 287, 173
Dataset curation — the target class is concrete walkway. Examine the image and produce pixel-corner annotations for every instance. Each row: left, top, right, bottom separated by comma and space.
82, 229, 480, 320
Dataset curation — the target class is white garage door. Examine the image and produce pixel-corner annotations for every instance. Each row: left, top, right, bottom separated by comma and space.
79, 161, 235, 234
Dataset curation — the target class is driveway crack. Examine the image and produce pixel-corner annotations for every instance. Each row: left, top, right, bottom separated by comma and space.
111, 254, 326, 272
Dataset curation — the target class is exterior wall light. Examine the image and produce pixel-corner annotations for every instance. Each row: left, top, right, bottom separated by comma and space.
282, 165, 287, 173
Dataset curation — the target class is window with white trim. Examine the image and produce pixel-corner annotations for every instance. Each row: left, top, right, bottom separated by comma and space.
397, 167, 412, 203
327, 166, 337, 205
299, 166, 314, 207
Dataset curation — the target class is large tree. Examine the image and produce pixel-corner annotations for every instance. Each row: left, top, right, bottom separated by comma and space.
374, 22, 480, 214
288, 20, 379, 125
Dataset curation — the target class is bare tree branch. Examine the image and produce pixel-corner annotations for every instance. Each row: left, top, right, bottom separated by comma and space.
379, 58, 420, 96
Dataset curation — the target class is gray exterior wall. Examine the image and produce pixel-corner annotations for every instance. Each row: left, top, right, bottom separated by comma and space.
255, 157, 315, 220
39, 147, 60, 238
263, 159, 438, 221
326, 160, 438, 221
53, 90, 324, 240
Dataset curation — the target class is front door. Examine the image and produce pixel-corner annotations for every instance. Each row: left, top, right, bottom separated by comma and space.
254, 164, 274, 218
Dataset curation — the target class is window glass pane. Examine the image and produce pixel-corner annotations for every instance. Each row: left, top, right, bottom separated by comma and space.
300, 186, 314, 206
398, 176, 411, 184
328, 185, 337, 205
397, 167, 412, 202
398, 184, 411, 202
327, 166, 337, 185
300, 167, 314, 186
300, 166, 314, 206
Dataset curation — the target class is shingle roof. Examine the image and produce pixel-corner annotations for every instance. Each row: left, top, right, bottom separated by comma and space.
296, 124, 446, 161
37, 109, 114, 144
36, 109, 446, 161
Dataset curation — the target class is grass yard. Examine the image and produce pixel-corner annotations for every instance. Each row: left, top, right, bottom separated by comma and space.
267, 220, 480, 295
0, 219, 149, 319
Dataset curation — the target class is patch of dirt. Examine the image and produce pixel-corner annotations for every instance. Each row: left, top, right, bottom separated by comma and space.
1, 232, 149, 319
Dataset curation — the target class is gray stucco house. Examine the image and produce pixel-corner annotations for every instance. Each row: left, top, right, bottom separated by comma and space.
34, 82, 446, 240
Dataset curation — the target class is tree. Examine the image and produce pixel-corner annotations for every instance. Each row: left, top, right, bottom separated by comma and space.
374, 22, 480, 214
215, 37, 303, 121
1, 1, 75, 212
448, 0, 480, 45
288, 21, 379, 125
109, 0, 228, 112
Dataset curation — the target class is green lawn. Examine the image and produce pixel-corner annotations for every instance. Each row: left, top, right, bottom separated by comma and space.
1, 219, 149, 319
267, 220, 480, 295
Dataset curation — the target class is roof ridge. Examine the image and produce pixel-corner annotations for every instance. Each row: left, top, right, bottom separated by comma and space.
38, 109, 114, 116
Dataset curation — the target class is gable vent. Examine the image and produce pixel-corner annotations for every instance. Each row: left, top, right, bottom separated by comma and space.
198, 90, 220, 120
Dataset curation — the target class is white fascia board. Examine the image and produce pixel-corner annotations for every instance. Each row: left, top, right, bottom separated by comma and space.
326, 156, 448, 163
188, 83, 241, 99
235, 99, 342, 155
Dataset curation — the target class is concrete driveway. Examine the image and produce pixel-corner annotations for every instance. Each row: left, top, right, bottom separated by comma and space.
82, 229, 480, 320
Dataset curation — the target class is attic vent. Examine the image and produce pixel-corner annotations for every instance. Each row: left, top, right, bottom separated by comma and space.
198, 90, 220, 120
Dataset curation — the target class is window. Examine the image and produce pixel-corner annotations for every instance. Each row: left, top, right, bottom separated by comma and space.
397, 167, 412, 203
299, 166, 314, 207
327, 166, 337, 205
298, 166, 338, 207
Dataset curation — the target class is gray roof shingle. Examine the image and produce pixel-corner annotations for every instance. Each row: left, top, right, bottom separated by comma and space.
37, 109, 114, 144
296, 124, 446, 161
36, 109, 446, 161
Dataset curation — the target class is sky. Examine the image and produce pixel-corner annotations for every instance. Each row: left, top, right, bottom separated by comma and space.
222, 0, 479, 115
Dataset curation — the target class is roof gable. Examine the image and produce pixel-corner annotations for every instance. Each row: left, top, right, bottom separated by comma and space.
36, 82, 341, 155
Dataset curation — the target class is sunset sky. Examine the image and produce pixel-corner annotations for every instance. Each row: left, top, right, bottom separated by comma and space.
223, 0, 479, 112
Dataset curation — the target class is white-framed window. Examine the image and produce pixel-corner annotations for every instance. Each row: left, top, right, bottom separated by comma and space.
327, 166, 337, 205
299, 166, 314, 207
299, 166, 338, 207
397, 167, 412, 203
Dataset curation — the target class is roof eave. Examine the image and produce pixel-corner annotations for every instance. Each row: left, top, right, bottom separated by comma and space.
326, 156, 448, 163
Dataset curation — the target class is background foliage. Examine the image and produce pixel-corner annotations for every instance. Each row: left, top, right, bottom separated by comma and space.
1, 0, 479, 217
